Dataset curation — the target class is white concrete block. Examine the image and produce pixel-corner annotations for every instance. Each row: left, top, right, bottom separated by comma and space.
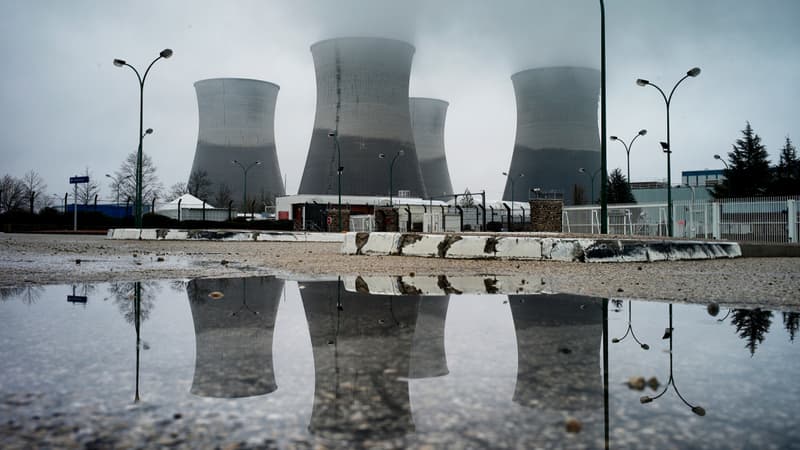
139, 229, 158, 240
399, 234, 443, 257
362, 232, 402, 255
164, 230, 188, 240
446, 236, 494, 259
495, 237, 543, 260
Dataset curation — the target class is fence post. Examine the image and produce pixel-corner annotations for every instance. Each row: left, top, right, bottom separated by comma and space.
788, 199, 797, 243
177, 198, 182, 222
455, 205, 464, 231
712, 202, 721, 239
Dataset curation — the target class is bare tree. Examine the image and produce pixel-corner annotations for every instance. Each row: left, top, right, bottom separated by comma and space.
187, 169, 213, 201
459, 188, 475, 207
115, 151, 164, 206
213, 183, 233, 208
76, 167, 100, 205
20, 170, 47, 213
0, 174, 26, 213
168, 182, 189, 201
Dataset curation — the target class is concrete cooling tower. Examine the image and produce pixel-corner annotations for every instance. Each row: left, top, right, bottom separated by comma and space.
300, 280, 419, 439
410, 98, 454, 198
503, 67, 601, 205
408, 296, 450, 379
189, 78, 285, 207
187, 276, 283, 398
298, 37, 427, 198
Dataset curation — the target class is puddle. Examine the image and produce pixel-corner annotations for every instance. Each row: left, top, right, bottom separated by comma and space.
0, 277, 798, 448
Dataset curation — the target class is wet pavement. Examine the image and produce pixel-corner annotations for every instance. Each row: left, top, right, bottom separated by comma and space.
1, 276, 799, 449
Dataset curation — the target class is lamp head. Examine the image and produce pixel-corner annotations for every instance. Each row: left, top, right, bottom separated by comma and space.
662, 327, 673, 339
328, 131, 337, 137
660, 142, 670, 152
640, 396, 653, 404
502, 171, 508, 176
144, 128, 153, 135
691, 406, 706, 416
687, 67, 701, 77
578, 168, 586, 174
638, 129, 647, 136
379, 153, 386, 159
231, 159, 239, 165
160, 48, 173, 59
398, 150, 405, 156
610, 135, 618, 141
713, 154, 722, 160
611, 338, 620, 343
105, 174, 112, 178
707, 303, 720, 317
636, 78, 649, 86
256, 161, 262, 165
113, 58, 126, 67
641, 343, 650, 350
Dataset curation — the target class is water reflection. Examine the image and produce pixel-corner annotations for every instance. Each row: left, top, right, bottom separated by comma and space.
187, 276, 283, 398
611, 300, 650, 350
730, 308, 773, 355
509, 294, 604, 412
409, 296, 450, 379
300, 278, 419, 439
639, 304, 706, 416
109, 281, 160, 324
785, 312, 799, 342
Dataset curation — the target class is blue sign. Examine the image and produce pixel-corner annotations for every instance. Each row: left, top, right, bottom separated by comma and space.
69, 176, 89, 184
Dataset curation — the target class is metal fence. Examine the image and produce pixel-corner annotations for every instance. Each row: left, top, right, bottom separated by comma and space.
562, 196, 799, 243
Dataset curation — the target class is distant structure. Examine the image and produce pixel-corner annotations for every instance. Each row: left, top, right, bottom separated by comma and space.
298, 37, 427, 198
189, 78, 285, 208
410, 98, 454, 198
187, 276, 283, 398
503, 67, 601, 205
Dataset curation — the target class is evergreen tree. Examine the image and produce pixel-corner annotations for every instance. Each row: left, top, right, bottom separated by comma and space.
606, 168, 636, 204
784, 312, 799, 342
731, 308, 773, 355
773, 136, 799, 195
713, 122, 772, 198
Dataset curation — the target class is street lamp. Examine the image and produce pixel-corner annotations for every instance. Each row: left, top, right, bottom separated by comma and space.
713, 154, 729, 169
636, 67, 701, 237
610, 129, 647, 186
231, 160, 261, 215
328, 131, 343, 231
113, 48, 173, 229
379, 150, 404, 206
578, 167, 602, 204
502, 171, 524, 229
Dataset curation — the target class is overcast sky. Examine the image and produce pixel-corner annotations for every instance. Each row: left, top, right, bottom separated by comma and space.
2, 0, 798, 201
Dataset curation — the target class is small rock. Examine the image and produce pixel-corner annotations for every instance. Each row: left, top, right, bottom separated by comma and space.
75, 259, 81, 265
173, 413, 182, 420
156, 257, 165, 262
220, 260, 229, 265
565, 418, 582, 433
627, 376, 646, 390
617, 288, 624, 292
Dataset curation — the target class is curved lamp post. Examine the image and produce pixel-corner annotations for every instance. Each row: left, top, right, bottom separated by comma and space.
113, 49, 172, 228
502, 171, 524, 229
231, 160, 261, 216
612, 300, 649, 350
578, 167, 602, 204
379, 150, 404, 206
328, 131, 343, 230
636, 67, 701, 237
713, 154, 729, 169
640, 304, 706, 416
610, 129, 647, 186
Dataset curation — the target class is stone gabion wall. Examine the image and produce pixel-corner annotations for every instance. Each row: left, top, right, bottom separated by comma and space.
327, 209, 351, 232
374, 207, 399, 232
529, 200, 563, 232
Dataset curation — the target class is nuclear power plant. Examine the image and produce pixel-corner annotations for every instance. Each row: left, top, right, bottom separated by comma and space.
410, 98, 454, 198
503, 67, 601, 205
298, 37, 427, 198
189, 78, 285, 207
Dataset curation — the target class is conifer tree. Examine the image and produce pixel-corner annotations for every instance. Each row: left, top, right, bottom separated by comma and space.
713, 122, 771, 198
606, 168, 636, 204
731, 308, 773, 355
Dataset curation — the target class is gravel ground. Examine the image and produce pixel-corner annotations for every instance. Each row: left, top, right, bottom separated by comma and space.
1, 232, 798, 310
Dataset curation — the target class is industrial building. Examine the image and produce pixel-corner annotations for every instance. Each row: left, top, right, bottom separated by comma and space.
189, 78, 285, 209
503, 67, 601, 205
298, 37, 427, 198
410, 97, 454, 198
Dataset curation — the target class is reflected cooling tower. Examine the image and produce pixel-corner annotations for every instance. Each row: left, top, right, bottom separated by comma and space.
190, 78, 285, 207
299, 37, 427, 198
509, 294, 603, 411
503, 67, 601, 205
410, 98, 453, 198
409, 296, 450, 378
300, 280, 419, 439
187, 276, 283, 398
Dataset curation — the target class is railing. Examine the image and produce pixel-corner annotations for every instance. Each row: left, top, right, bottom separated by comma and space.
562, 196, 799, 243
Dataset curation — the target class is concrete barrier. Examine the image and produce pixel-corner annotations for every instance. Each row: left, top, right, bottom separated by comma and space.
107, 228, 345, 243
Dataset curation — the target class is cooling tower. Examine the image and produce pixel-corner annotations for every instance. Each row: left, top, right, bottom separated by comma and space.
300, 280, 419, 439
508, 294, 603, 411
410, 98, 454, 198
187, 276, 283, 398
298, 37, 427, 198
503, 67, 601, 205
189, 78, 285, 207
409, 296, 450, 378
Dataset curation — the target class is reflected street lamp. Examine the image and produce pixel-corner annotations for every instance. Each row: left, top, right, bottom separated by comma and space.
379, 150, 404, 206
610, 129, 647, 186
113, 49, 173, 228
578, 167, 601, 204
713, 154, 729, 169
636, 67, 701, 237
231, 160, 261, 215
639, 304, 706, 416
612, 300, 649, 350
